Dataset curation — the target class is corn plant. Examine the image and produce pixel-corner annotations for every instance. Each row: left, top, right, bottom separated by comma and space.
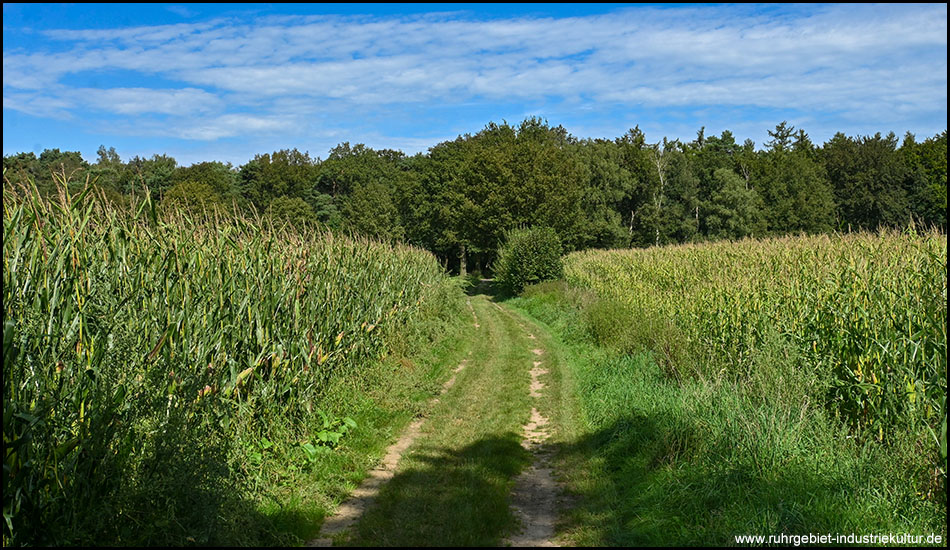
563, 230, 946, 478
2, 177, 461, 545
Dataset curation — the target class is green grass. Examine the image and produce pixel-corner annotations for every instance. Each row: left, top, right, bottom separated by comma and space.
345, 297, 531, 546
342, 295, 587, 546
510, 281, 947, 546
247, 300, 474, 544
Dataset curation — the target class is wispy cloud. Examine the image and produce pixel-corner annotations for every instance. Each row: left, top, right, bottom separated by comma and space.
174, 113, 295, 140
79, 87, 223, 116
165, 5, 197, 19
2, 4, 946, 161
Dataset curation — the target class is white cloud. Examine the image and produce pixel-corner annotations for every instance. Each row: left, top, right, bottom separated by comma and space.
77, 87, 223, 115
173, 113, 295, 140
166, 5, 197, 19
2, 91, 75, 118
2, 4, 946, 144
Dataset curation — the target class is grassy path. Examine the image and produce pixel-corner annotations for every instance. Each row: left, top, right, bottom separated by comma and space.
311, 294, 577, 547
308, 280, 947, 547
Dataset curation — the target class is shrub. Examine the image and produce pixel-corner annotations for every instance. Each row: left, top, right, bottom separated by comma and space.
493, 226, 563, 294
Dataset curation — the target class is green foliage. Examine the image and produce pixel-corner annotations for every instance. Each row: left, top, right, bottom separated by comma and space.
38, 149, 88, 185
299, 412, 357, 467
3, 149, 90, 196
705, 168, 766, 240
2, 120, 947, 269
342, 181, 404, 241
307, 191, 343, 228
493, 227, 563, 294
122, 154, 177, 196
564, 232, 947, 461
91, 183, 131, 210
2, 178, 461, 545
162, 180, 223, 211
2, 152, 42, 189
317, 142, 405, 198
764, 120, 796, 152
823, 131, 915, 230
88, 145, 123, 191
268, 195, 316, 228
173, 161, 241, 204
402, 119, 586, 272
757, 131, 835, 234
240, 149, 317, 208
574, 138, 635, 249
902, 131, 948, 228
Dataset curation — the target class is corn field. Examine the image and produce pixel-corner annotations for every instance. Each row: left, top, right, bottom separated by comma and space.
2, 181, 461, 544
564, 232, 947, 445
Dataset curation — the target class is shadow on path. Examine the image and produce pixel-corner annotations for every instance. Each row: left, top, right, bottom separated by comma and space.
342, 433, 530, 547
538, 412, 916, 546
464, 277, 504, 299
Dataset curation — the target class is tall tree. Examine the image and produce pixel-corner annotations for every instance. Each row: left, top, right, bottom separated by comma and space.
172, 161, 241, 206
317, 142, 409, 240
121, 154, 177, 196
240, 148, 317, 209
89, 145, 123, 191
2, 152, 42, 191
574, 138, 636, 249
900, 131, 947, 228
821, 132, 911, 230
765, 120, 796, 153
705, 168, 766, 240
632, 137, 685, 247
757, 145, 835, 234
343, 181, 404, 241
616, 126, 656, 246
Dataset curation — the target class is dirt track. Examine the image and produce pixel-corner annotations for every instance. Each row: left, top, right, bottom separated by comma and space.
308, 296, 566, 547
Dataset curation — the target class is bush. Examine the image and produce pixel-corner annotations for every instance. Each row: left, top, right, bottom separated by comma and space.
493, 226, 563, 294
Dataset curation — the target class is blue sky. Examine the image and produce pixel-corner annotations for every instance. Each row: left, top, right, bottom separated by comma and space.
3, 3, 947, 166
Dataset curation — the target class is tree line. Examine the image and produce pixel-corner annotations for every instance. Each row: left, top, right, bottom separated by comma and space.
4, 118, 946, 274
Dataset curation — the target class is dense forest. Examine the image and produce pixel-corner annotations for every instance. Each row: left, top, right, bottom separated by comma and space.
4, 119, 946, 272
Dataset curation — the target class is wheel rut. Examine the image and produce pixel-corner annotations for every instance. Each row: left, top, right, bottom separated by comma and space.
308, 297, 566, 547
306, 355, 471, 547
498, 308, 563, 548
